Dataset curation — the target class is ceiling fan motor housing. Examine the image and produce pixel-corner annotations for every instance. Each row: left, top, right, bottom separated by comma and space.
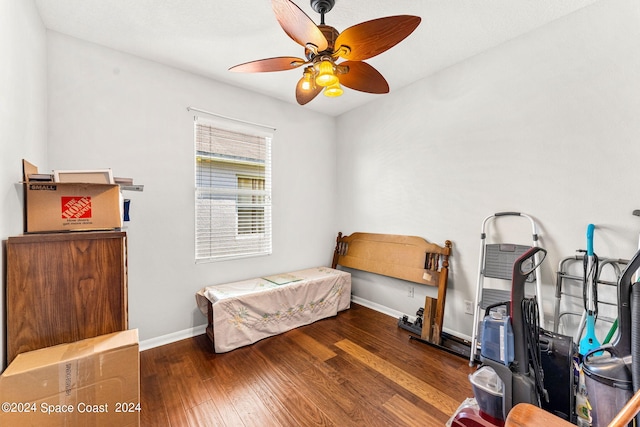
307, 25, 338, 57
310, 0, 335, 14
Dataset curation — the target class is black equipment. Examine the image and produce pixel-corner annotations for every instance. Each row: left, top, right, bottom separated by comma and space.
539, 329, 574, 421
582, 248, 640, 426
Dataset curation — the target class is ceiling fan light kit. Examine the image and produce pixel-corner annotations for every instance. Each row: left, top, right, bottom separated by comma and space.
300, 67, 315, 91
324, 81, 344, 97
314, 58, 338, 87
229, 0, 421, 105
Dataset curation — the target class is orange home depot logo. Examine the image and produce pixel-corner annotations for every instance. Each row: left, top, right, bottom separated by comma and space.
61, 196, 92, 219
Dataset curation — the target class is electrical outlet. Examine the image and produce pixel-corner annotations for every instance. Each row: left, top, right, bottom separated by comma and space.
464, 300, 474, 315
408, 286, 414, 298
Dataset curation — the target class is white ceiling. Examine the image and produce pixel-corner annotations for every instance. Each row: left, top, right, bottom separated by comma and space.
35, 0, 599, 116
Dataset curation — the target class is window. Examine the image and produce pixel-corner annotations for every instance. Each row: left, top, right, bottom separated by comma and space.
237, 175, 265, 235
194, 116, 272, 262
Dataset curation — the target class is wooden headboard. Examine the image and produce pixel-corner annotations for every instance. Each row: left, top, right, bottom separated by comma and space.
331, 232, 452, 344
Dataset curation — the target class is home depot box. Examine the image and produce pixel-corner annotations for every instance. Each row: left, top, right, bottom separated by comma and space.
0, 329, 140, 427
23, 160, 122, 232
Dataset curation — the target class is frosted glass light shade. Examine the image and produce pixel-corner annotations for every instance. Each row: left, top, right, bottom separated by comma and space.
315, 60, 338, 87
324, 81, 343, 97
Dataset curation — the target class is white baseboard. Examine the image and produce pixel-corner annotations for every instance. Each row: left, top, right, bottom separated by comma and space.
138, 297, 389, 351
351, 295, 406, 319
139, 296, 471, 351
139, 325, 206, 351
351, 295, 471, 341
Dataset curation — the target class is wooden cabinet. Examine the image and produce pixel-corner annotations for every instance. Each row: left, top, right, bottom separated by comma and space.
6, 231, 127, 364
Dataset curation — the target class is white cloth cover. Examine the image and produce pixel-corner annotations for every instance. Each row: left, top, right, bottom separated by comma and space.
196, 267, 351, 352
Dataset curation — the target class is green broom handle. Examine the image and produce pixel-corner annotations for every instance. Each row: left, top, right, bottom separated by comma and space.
603, 318, 618, 344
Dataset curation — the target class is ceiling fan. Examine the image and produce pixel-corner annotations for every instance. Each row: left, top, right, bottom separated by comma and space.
229, 0, 421, 105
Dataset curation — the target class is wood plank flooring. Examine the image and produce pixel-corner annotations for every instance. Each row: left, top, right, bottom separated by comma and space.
140, 303, 476, 426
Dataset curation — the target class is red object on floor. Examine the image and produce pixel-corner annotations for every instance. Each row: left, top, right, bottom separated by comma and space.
451, 407, 505, 427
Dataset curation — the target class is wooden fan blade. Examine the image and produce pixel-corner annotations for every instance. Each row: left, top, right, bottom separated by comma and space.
295, 77, 323, 105
335, 15, 421, 61
338, 61, 389, 94
229, 56, 306, 73
272, 0, 328, 51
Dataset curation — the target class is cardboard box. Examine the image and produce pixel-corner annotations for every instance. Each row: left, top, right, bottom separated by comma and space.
23, 160, 122, 233
0, 329, 140, 427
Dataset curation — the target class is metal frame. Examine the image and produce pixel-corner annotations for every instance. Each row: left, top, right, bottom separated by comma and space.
469, 212, 544, 366
553, 255, 626, 342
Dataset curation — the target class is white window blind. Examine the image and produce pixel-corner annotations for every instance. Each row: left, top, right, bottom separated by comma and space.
195, 116, 272, 262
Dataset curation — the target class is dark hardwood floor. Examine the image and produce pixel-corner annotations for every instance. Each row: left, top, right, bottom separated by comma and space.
140, 303, 476, 426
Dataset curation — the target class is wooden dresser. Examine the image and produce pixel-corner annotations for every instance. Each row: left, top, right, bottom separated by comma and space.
6, 231, 128, 364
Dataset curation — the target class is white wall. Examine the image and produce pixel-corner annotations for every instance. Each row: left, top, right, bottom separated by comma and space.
336, 0, 640, 338
0, 0, 47, 369
7, 0, 639, 358
46, 32, 339, 344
